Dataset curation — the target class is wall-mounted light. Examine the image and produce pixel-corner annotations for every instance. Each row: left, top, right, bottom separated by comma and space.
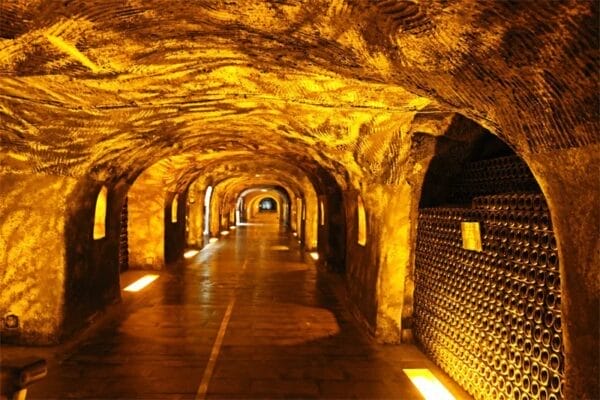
93, 186, 108, 240
171, 194, 179, 223
124, 275, 159, 292
3, 314, 19, 329
357, 195, 367, 246
403, 369, 455, 400
310, 252, 319, 261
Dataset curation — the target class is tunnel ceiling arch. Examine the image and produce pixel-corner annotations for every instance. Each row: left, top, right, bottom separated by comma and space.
135, 151, 333, 202
239, 186, 291, 199
125, 152, 323, 199
213, 177, 304, 209
202, 156, 323, 187
2, 0, 597, 187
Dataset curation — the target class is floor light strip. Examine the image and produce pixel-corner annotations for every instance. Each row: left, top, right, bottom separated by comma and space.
184, 250, 200, 258
403, 369, 456, 400
124, 274, 159, 292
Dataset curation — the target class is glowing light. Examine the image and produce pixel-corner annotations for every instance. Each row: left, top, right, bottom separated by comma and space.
403, 369, 455, 400
204, 186, 213, 235
184, 250, 199, 258
46, 34, 101, 73
229, 226, 236, 230
93, 186, 108, 240
171, 194, 179, 223
319, 198, 325, 226
270, 245, 290, 251
310, 252, 319, 260
357, 195, 367, 246
292, 232, 297, 237
220, 230, 230, 235
209, 238, 219, 243
124, 275, 159, 292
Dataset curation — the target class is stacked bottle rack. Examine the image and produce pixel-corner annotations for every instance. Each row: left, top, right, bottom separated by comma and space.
118, 197, 128, 272
449, 156, 539, 204
414, 158, 563, 400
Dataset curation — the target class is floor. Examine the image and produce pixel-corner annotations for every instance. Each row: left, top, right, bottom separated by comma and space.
8, 223, 471, 399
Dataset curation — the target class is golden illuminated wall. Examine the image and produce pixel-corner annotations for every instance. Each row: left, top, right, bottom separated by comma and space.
0, 1, 598, 397
186, 180, 206, 247
0, 174, 75, 344
128, 164, 168, 270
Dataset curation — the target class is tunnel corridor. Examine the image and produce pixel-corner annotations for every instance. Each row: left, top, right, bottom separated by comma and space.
0, 1, 599, 399
7, 223, 467, 399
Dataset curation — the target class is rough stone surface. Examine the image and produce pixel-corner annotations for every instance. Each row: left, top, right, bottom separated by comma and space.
0, 1, 598, 398
0, 174, 72, 344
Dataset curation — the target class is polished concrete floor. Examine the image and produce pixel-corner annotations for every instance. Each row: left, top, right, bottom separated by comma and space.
9, 222, 471, 399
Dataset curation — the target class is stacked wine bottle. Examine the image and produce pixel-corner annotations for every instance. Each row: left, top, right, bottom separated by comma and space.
119, 197, 129, 272
414, 157, 564, 400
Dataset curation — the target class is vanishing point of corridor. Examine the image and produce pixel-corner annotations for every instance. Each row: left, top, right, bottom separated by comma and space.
1, 2, 598, 399
22, 222, 467, 399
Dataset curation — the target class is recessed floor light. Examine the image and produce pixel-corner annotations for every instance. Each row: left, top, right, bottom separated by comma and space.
403, 369, 455, 400
124, 275, 159, 292
184, 250, 199, 258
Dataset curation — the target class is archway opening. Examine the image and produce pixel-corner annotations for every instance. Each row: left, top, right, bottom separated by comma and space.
93, 186, 108, 240
241, 189, 286, 226
258, 197, 277, 213
203, 185, 213, 236
357, 195, 367, 246
413, 130, 564, 400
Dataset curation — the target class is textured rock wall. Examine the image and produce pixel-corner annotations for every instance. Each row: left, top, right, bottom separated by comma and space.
0, 0, 598, 396
371, 183, 416, 344
128, 166, 166, 270
185, 182, 205, 248
63, 177, 125, 338
343, 189, 379, 331
0, 174, 73, 344
524, 146, 600, 399
0, 173, 124, 344
164, 191, 187, 264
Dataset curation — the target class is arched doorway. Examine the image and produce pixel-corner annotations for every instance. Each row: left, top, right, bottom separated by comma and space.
258, 197, 277, 212
413, 131, 564, 400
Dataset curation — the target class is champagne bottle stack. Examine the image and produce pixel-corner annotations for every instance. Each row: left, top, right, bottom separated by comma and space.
118, 197, 129, 271
448, 156, 540, 204
414, 158, 564, 400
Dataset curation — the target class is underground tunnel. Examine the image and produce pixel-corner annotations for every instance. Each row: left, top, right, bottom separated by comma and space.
0, 1, 598, 399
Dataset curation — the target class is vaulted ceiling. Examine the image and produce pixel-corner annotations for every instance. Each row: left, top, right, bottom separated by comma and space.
1, 0, 597, 188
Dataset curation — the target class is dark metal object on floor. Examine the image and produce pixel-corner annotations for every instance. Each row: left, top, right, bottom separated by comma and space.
0, 358, 47, 400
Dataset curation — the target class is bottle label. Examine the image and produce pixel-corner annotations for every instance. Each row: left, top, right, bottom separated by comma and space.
461, 221, 482, 252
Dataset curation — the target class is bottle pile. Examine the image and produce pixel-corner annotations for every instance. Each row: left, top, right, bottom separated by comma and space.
415, 170, 564, 400
119, 197, 129, 272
